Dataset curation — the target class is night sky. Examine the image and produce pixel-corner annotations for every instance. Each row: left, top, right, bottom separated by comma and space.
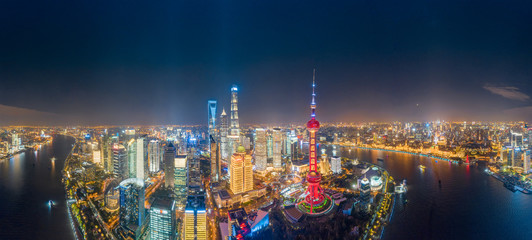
1, 0, 532, 125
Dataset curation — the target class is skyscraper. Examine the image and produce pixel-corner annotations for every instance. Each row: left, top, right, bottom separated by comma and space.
148, 140, 161, 173
230, 85, 240, 137
210, 135, 220, 182
118, 178, 146, 238
267, 134, 273, 160
174, 155, 188, 204
164, 142, 176, 189
331, 156, 341, 174
101, 135, 113, 173
184, 195, 207, 240
283, 131, 292, 157
360, 177, 371, 203
113, 144, 128, 178
150, 196, 176, 240
254, 129, 267, 171
272, 128, 282, 168
220, 108, 229, 160
227, 85, 241, 163
128, 138, 145, 180
207, 100, 217, 139
525, 150, 530, 173
230, 146, 253, 194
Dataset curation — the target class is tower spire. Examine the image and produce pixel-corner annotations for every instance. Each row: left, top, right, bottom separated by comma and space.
311, 68, 316, 119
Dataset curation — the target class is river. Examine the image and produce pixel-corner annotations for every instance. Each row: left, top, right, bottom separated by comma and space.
0, 135, 75, 240
324, 146, 532, 240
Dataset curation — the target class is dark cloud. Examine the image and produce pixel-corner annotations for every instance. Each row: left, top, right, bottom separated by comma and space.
0, 104, 66, 126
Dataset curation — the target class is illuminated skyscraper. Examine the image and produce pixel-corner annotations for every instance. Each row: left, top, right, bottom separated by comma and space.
174, 155, 188, 200
230, 146, 253, 194
207, 100, 217, 139
267, 134, 273, 159
11, 133, 19, 153
331, 156, 341, 174
210, 135, 220, 182
101, 135, 113, 173
283, 131, 292, 157
184, 195, 207, 240
227, 85, 241, 166
164, 142, 176, 189
360, 177, 371, 203
148, 140, 161, 173
254, 129, 267, 171
118, 178, 146, 239
230, 85, 240, 136
272, 128, 282, 168
525, 150, 530, 173
149, 197, 176, 240
220, 108, 229, 160
113, 144, 128, 178
93, 149, 101, 165
128, 138, 145, 180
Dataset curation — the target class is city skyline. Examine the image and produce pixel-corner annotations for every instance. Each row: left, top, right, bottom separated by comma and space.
1, 0, 532, 125
3, 1, 532, 239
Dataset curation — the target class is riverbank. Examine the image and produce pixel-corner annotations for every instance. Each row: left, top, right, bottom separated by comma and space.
484, 168, 532, 194
362, 162, 396, 240
331, 144, 464, 164
0, 138, 53, 161
60, 135, 84, 240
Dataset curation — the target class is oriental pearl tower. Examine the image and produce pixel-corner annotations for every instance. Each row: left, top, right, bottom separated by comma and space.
300, 68, 328, 214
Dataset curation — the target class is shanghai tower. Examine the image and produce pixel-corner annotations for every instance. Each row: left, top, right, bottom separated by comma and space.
230, 85, 240, 137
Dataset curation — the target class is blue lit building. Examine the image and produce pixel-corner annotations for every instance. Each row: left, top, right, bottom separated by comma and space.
208, 100, 217, 139
118, 178, 146, 239
250, 210, 269, 235
360, 177, 371, 203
